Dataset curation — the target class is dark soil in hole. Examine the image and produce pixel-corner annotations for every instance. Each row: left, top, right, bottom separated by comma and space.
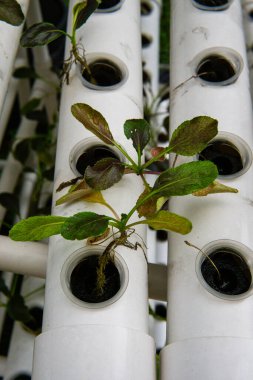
249, 10, 253, 20
156, 230, 168, 242
82, 59, 123, 87
143, 69, 151, 84
141, 1, 153, 15
199, 140, 243, 175
13, 375, 31, 380
158, 132, 169, 143
98, 0, 121, 9
201, 249, 252, 295
155, 303, 167, 318
142, 34, 152, 48
70, 255, 121, 303
76, 145, 118, 176
194, 0, 229, 7
197, 55, 235, 83
23, 306, 43, 334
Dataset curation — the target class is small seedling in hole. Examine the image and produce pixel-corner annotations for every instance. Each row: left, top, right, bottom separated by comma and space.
20, 0, 101, 84
9, 104, 238, 295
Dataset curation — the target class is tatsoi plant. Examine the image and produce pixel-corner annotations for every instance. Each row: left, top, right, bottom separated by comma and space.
20, 0, 101, 83
0, 0, 24, 26
9, 104, 238, 291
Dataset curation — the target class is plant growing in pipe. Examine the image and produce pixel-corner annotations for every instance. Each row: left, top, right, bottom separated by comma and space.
9, 104, 238, 294
20, 0, 101, 84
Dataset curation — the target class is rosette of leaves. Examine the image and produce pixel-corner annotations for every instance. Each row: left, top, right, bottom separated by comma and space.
20, 0, 101, 83
9, 104, 238, 290
0, 0, 24, 26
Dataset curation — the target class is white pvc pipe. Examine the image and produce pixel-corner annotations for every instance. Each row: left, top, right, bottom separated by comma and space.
161, 1, 253, 379
32, 1, 156, 378
0, 0, 30, 115
4, 276, 45, 380
0, 236, 47, 278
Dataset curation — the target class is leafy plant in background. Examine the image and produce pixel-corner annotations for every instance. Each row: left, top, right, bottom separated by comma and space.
9, 104, 238, 292
0, 0, 24, 26
20, 0, 101, 83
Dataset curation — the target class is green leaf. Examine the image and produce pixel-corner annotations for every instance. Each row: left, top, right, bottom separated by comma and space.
56, 188, 93, 206
193, 180, 238, 196
73, 0, 101, 31
61, 212, 110, 240
152, 161, 218, 197
9, 215, 67, 241
124, 119, 151, 158
0, 192, 20, 216
71, 103, 114, 145
20, 22, 65, 48
169, 116, 218, 156
13, 66, 39, 79
85, 158, 124, 190
7, 294, 32, 323
0, 0, 24, 26
21, 98, 41, 116
137, 188, 158, 217
141, 210, 192, 235
13, 139, 31, 163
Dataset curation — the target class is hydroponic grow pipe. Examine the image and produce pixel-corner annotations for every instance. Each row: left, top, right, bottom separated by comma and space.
0, 0, 30, 115
161, 1, 253, 379
32, 1, 156, 379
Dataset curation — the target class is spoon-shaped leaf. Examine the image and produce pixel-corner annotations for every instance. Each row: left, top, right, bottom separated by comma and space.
0, 0, 24, 26
9, 215, 67, 241
138, 210, 192, 235
61, 212, 110, 240
85, 158, 125, 190
73, 0, 101, 31
169, 116, 218, 156
124, 119, 150, 158
20, 22, 65, 47
71, 103, 114, 145
152, 161, 218, 197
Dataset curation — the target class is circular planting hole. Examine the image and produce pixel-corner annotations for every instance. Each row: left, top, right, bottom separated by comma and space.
201, 248, 251, 296
75, 145, 119, 176
141, 0, 153, 15
197, 54, 236, 83
142, 34, 153, 48
82, 59, 123, 88
97, 0, 122, 10
156, 230, 168, 242
199, 139, 243, 176
70, 255, 120, 303
12, 374, 31, 380
192, 0, 231, 10
155, 303, 167, 319
22, 306, 43, 335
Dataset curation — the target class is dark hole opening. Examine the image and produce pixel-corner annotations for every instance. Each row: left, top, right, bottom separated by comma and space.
193, 0, 229, 8
142, 34, 152, 48
201, 249, 251, 295
22, 306, 43, 334
141, 1, 153, 15
76, 145, 119, 176
12, 374, 31, 380
155, 303, 167, 319
156, 230, 168, 242
143, 69, 151, 85
97, 0, 121, 9
199, 140, 243, 175
249, 10, 253, 20
82, 59, 123, 87
197, 55, 235, 83
70, 255, 121, 303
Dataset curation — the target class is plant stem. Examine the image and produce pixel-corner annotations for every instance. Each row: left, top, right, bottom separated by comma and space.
112, 141, 139, 172
24, 285, 45, 300
104, 202, 120, 220
184, 241, 222, 282
142, 145, 172, 170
